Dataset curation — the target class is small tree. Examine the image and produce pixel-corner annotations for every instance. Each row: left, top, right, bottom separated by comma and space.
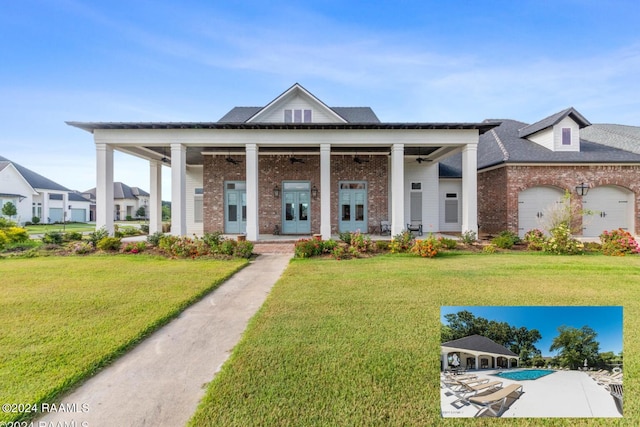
549, 325, 600, 369
2, 201, 17, 219
136, 206, 146, 218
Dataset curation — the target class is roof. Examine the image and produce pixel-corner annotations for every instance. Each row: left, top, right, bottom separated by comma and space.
518, 107, 591, 138
581, 124, 640, 154
0, 155, 70, 192
84, 182, 149, 200
442, 335, 518, 357
218, 106, 380, 124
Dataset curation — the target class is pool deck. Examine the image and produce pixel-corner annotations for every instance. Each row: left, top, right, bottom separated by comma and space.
441, 369, 622, 418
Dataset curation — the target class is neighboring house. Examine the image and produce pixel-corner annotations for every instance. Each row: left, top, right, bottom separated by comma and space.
0, 155, 91, 225
83, 182, 150, 221
68, 83, 497, 239
441, 335, 520, 370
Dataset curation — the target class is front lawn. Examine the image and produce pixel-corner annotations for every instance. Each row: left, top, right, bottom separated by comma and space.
0, 255, 247, 423
190, 253, 639, 426
24, 223, 96, 235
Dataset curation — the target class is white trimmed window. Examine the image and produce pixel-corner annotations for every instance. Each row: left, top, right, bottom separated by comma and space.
284, 109, 312, 123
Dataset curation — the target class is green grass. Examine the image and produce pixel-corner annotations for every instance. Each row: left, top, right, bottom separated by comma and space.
24, 223, 96, 235
190, 253, 640, 426
0, 255, 247, 423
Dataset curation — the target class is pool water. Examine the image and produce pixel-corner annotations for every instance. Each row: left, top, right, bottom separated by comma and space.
494, 369, 555, 381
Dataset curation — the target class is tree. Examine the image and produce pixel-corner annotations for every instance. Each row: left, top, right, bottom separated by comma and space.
510, 327, 542, 366
136, 206, 146, 218
549, 325, 600, 369
2, 201, 17, 219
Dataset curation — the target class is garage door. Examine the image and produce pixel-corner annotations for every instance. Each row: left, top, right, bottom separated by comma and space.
581, 186, 633, 237
70, 209, 86, 222
518, 186, 565, 237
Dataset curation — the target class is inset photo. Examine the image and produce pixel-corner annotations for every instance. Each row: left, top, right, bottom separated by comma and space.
440, 306, 623, 418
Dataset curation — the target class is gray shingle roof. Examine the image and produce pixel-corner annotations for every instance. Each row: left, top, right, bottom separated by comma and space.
84, 182, 149, 200
0, 155, 68, 191
518, 107, 591, 138
442, 335, 518, 357
218, 106, 380, 123
581, 124, 640, 154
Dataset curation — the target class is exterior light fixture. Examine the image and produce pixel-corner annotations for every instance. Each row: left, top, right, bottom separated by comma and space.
273, 184, 281, 198
311, 185, 319, 199
575, 182, 589, 197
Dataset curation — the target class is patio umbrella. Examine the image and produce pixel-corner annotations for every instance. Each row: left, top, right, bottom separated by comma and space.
584, 358, 588, 369
451, 354, 460, 368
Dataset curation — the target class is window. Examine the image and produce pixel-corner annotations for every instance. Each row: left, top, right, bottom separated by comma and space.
445, 193, 458, 224
562, 128, 571, 145
411, 182, 422, 190
194, 188, 203, 223
284, 109, 312, 123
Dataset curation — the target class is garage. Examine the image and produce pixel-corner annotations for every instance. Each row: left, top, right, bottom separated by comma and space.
517, 186, 565, 237
581, 185, 634, 237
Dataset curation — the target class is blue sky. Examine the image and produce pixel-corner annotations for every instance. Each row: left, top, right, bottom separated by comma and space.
441, 306, 623, 357
2, 1, 640, 198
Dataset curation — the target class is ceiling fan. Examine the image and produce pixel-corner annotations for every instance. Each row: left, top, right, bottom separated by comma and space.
289, 156, 305, 164
225, 156, 240, 165
416, 157, 431, 164
353, 152, 370, 164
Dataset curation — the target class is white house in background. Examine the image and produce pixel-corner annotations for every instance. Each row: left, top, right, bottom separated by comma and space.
83, 182, 150, 221
441, 335, 520, 371
67, 83, 497, 239
0, 155, 91, 225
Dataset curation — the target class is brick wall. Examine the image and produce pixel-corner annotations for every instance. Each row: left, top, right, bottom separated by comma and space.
203, 154, 389, 235
478, 164, 640, 235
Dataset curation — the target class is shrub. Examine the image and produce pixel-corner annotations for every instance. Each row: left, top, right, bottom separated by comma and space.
97, 237, 122, 251
219, 239, 237, 256
31, 216, 41, 224
5, 226, 29, 243
375, 240, 390, 252
294, 238, 323, 258
389, 230, 414, 253
64, 231, 84, 242
0, 230, 8, 250
322, 239, 338, 253
122, 241, 146, 254
438, 237, 458, 250
483, 244, 497, 254
338, 231, 352, 244
115, 225, 142, 237
234, 241, 254, 259
89, 227, 109, 247
0, 218, 17, 229
541, 223, 584, 255
349, 231, 372, 254
600, 229, 640, 256
331, 245, 347, 260
42, 231, 64, 245
147, 231, 165, 246
71, 241, 94, 254
203, 232, 224, 249
125, 215, 133, 221
460, 230, 477, 245
410, 235, 441, 258
140, 224, 149, 234
524, 229, 545, 251
492, 230, 520, 249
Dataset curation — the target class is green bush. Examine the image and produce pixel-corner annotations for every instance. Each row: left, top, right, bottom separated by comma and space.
460, 230, 477, 245
322, 239, 338, 253
349, 231, 372, 254
89, 227, 109, 247
438, 237, 458, 250
203, 232, 224, 249
491, 230, 520, 249
147, 231, 165, 246
97, 237, 122, 251
541, 223, 584, 255
389, 230, 414, 253
0, 218, 16, 229
0, 230, 8, 250
600, 228, 640, 256
524, 229, 545, 251
42, 231, 64, 245
71, 241, 94, 254
234, 241, 254, 259
331, 245, 347, 260
294, 238, 323, 258
122, 241, 146, 254
64, 231, 84, 242
219, 239, 237, 256
31, 216, 40, 224
5, 226, 29, 243
115, 225, 142, 237
375, 240, 390, 251
338, 231, 352, 244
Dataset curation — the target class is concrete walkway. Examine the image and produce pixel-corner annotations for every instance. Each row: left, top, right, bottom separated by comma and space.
37, 252, 292, 427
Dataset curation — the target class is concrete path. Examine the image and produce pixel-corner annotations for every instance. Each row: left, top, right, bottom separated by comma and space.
36, 252, 292, 427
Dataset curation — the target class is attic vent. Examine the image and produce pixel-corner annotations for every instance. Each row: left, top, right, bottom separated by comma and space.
284, 109, 312, 123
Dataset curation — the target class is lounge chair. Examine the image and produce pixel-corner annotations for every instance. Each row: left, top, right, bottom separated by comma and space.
597, 372, 623, 386
468, 383, 524, 417
446, 379, 504, 407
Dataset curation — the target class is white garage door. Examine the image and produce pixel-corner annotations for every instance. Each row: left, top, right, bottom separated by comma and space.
70, 208, 86, 222
581, 186, 633, 237
518, 186, 565, 237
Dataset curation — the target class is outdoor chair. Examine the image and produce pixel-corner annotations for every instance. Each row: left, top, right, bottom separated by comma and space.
468, 383, 524, 417
380, 220, 391, 235
609, 383, 623, 403
406, 222, 423, 236
446, 379, 504, 407
597, 372, 623, 386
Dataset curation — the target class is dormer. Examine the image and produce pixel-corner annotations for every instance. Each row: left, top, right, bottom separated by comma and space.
246, 83, 348, 124
518, 107, 591, 152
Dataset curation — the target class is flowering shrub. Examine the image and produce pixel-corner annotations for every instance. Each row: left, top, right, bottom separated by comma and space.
600, 229, 640, 256
541, 223, 584, 255
438, 237, 458, 250
390, 230, 415, 253
410, 235, 441, 258
5, 226, 29, 243
0, 230, 7, 250
350, 231, 372, 254
491, 230, 520, 249
294, 238, 324, 258
234, 241, 254, 258
71, 241, 95, 254
460, 230, 477, 245
123, 241, 146, 254
524, 229, 546, 251
97, 237, 122, 251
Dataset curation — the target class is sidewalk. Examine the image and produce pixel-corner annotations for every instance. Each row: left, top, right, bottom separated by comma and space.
36, 252, 292, 427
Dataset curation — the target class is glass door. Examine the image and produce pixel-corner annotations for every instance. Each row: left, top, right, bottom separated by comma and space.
338, 181, 367, 232
224, 181, 246, 233
282, 182, 311, 234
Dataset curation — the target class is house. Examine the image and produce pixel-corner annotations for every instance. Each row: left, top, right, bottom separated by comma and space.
440, 109, 640, 237
67, 83, 497, 240
0, 155, 91, 225
441, 335, 519, 370
83, 182, 150, 221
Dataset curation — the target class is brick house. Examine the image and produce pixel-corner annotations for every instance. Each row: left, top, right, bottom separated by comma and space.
443, 108, 640, 237
68, 83, 497, 240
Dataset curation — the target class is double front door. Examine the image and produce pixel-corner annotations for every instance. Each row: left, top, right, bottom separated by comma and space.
339, 181, 367, 232
282, 182, 311, 234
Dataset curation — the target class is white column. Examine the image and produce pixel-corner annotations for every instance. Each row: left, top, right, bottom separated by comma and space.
245, 144, 259, 241
96, 143, 114, 235
476, 355, 480, 371
170, 143, 187, 236
391, 144, 405, 235
42, 191, 49, 223
320, 143, 331, 239
461, 143, 478, 235
149, 159, 162, 234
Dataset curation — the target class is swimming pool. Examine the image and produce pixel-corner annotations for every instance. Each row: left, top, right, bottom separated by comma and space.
494, 369, 555, 381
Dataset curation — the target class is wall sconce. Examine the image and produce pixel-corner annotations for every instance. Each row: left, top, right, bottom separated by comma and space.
311, 185, 318, 199
273, 184, 281, 198
575, 182, 589, 197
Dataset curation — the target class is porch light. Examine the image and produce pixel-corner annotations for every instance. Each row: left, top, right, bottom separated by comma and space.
273, 184, 281, 198
575, 182, 589, 197
311, 185, 318, 199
